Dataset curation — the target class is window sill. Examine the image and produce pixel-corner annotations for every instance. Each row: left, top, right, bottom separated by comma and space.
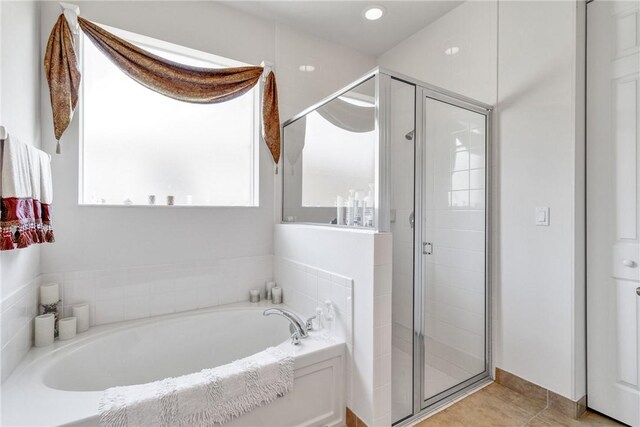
78, 204, 260, 208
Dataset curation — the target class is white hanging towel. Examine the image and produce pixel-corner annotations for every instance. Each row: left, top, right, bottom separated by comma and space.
0, 137, 54, 250
0, 136, 31, 249
99, 346, 294, 427
0, 136, 32, 200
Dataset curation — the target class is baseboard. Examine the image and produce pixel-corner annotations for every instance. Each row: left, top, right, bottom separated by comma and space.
495, 368, 587, 419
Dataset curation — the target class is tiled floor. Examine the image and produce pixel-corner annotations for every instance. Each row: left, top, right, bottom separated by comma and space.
415, 383, 624, 427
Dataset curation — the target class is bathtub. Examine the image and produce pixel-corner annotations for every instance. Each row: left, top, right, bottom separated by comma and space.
1, 302, 346, 426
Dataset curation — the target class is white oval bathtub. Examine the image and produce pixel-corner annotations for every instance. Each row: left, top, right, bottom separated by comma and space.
1, 302, 346, 427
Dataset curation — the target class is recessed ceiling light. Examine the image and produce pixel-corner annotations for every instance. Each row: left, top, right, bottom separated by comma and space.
363, 6, 385, 21
299, 65, 315, 72
445, 46, 460, 56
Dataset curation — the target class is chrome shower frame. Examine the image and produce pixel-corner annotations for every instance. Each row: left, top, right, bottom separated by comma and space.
281, 67, 494, 425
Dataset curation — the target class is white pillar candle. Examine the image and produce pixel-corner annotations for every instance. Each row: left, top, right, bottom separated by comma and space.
265, 281, 275, 301
40, 283, 59, 305
35, 313, 55, 347
272, 286, 283, 304
249, 289, 260, 303
72, 304, 90, 333
58, 317, 77, 341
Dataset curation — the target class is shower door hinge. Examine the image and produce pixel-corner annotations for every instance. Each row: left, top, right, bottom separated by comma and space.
423, 242, 433, 255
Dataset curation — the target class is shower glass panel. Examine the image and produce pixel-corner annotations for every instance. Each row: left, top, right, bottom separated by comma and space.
389, 78, 416, 423
422, 96, 487, 405
282, 77, 376, 226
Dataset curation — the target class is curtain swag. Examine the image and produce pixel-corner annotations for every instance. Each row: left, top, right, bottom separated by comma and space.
44, 15, 281, 164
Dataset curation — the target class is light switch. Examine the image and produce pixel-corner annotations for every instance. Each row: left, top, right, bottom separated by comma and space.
535, 207, 550, 226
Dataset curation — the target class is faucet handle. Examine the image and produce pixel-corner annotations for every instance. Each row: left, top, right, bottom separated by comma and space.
305, 316, 316, 331
290, 331, 301, 345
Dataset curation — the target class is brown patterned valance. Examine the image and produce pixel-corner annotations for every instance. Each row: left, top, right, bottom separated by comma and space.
44, 15, 280, 164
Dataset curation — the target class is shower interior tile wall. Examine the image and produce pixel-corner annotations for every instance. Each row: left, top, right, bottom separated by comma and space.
49, 255, 273, 326
1, 277, 40, 382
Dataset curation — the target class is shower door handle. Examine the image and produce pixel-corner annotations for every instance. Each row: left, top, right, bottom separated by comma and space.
423, 242, 432, 255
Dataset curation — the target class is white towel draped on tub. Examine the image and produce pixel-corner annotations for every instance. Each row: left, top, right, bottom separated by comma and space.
99, 346, 294, 427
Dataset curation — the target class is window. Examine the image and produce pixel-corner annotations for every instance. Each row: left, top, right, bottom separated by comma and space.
79, 25, 259, 206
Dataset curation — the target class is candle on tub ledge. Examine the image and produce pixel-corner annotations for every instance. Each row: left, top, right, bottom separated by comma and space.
35, 313, 55, 347
271, 286, 282, 304
265, 281, 275, 301
72, 304, 90, 333
40, 283, 59, 305
249, 289, 261, 303
59, 317, 77, 341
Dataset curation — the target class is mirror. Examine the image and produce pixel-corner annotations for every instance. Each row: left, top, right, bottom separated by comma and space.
282, 77, 377, 227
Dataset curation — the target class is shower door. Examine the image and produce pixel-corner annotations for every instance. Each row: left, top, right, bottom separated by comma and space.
417, 91, 490, 409
387, 72, 492, 425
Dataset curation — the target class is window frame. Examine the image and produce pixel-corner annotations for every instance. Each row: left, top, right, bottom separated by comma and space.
77, 24, 261, 208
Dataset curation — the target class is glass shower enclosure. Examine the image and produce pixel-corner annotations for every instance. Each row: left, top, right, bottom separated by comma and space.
281, 68, 492, 425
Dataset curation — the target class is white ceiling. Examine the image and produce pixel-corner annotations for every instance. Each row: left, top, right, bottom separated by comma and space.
220, 1, 463, 56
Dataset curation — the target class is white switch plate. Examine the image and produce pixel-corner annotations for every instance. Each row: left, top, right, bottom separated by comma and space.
535, 207, 550, 226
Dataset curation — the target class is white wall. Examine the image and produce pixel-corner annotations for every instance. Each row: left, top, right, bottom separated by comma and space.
378, 0, 586, 401
0, 0, 42, 382
497, 0, 585, 400
1, 1, 42, 299
378, 0, 498, 106
275, 24, 376, 122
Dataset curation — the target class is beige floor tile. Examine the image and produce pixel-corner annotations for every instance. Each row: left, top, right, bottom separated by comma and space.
445, 389, 533, 426
480, 383, 547, 416
414, 383, 626, 427
526, 410, 584, 427
416, 409, 466, 427
577, 411, 626, 426
526, 409, 625, 427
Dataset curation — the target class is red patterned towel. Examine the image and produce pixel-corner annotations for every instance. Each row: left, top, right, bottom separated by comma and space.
0, 137, 54, 250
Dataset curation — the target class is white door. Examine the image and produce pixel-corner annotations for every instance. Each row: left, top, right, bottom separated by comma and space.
587, 1, 640, 425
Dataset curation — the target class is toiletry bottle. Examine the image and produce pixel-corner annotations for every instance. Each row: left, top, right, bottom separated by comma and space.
336, 196, 345, 226
324, 300, 335, 334
364, 184, 374, 228
313, 307, 324, 331
346, 189, 356, 226
348, 189, 358, 226
354, 191, 365, 226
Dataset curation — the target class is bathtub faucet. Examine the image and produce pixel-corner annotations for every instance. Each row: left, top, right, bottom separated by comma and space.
263, 308, 313, 345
